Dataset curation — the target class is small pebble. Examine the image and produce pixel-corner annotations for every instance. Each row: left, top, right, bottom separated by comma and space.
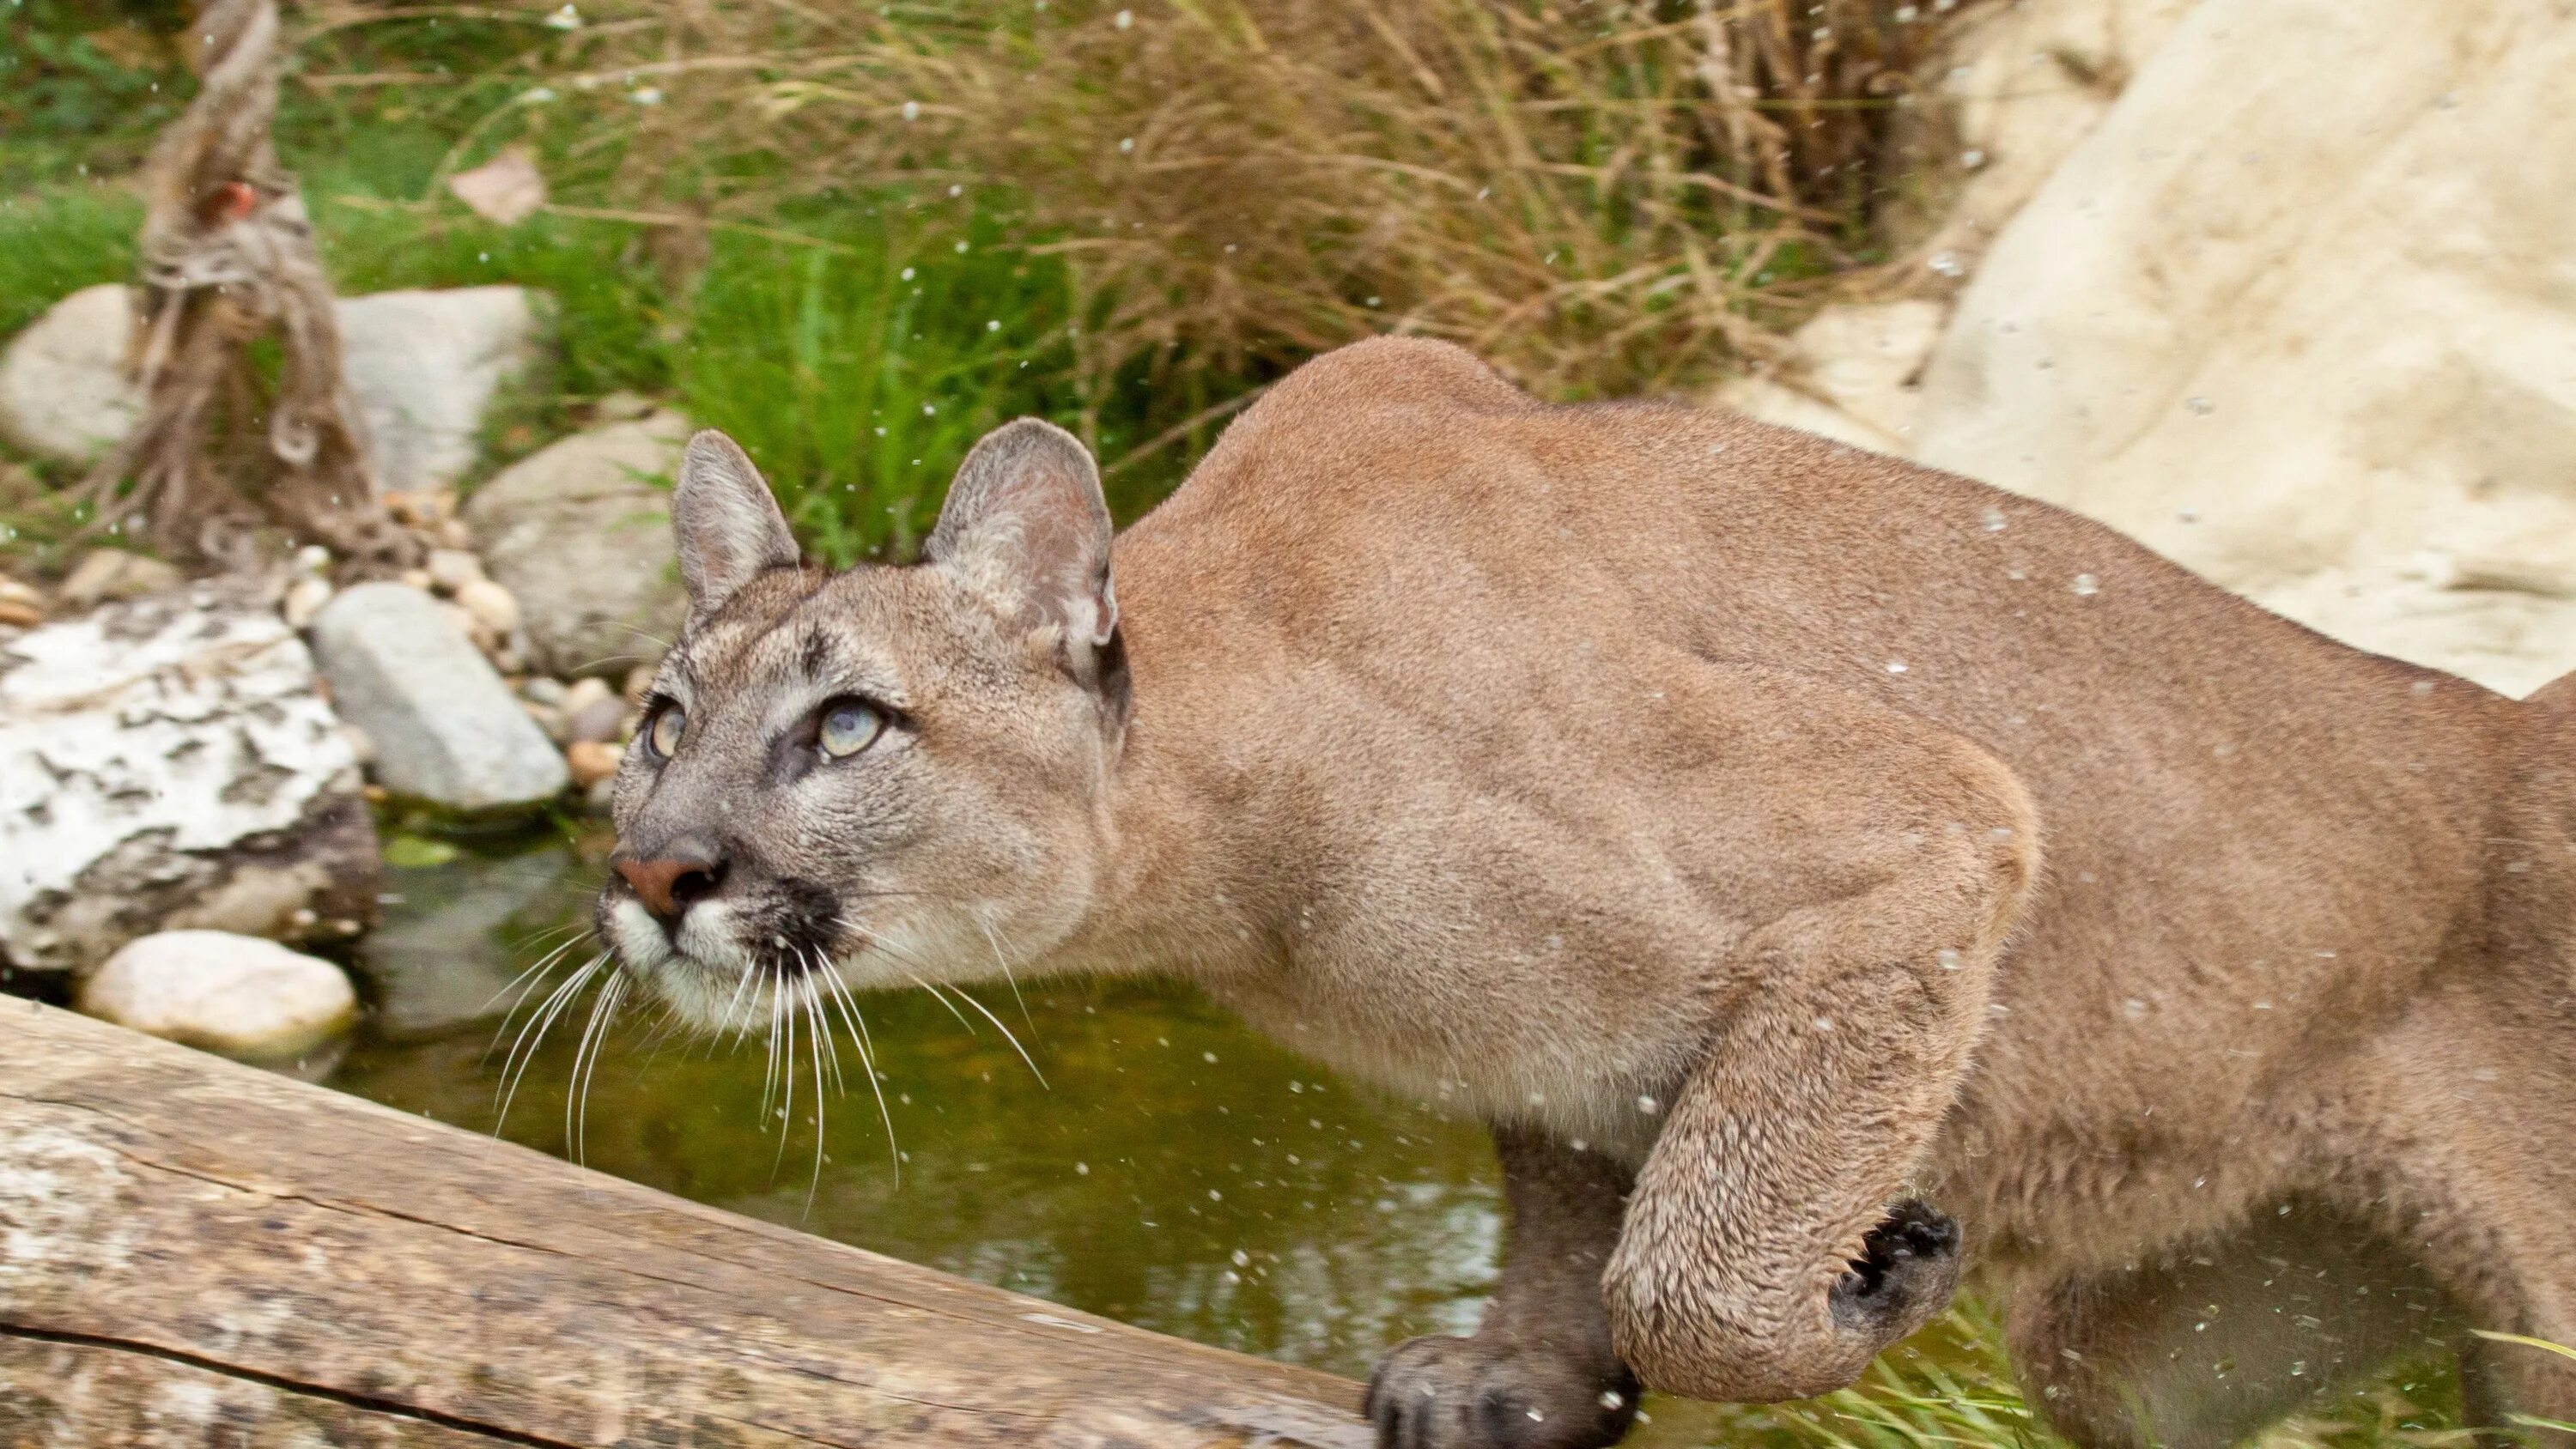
567, 694, 629, 744
454, 578, 520, 638
567, 738, 623, 789
281, 576, 334, 629
425, 548, 486, 594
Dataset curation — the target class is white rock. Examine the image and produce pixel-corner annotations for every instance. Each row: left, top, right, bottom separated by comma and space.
1911, 0, 2576, 696
462, 411, 691, 679
0, 584, 380, 973
0, 284, 141, 462
334, 287, 544, 494
307, 582, 568, 811
79, 931, 355, 1062
0, 283, 541, 494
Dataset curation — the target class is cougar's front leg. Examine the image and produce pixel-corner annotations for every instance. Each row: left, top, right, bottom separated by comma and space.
1366, 1124, 1640, 1449
1605, 852, 2026, 1404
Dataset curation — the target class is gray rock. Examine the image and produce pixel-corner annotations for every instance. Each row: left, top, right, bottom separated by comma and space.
79, 930, 356, 1062
338, 288, 542, 494
356, 839, 592, 1042
0, 283, 541, 493
0, 582, 380, 973
463, 410, 691, 679
308, 582, 568, 812
0, 284, 139, 462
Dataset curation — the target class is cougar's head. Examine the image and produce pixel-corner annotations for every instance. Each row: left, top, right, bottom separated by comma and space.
596, 421, 1127, 1029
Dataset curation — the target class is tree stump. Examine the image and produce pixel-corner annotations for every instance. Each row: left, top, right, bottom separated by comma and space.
76, 0, 421, 571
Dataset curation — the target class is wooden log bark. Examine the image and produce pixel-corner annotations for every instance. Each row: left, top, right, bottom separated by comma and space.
0, 999, 1369, 1447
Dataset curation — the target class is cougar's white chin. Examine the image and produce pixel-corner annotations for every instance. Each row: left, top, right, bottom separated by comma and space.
606, 896, 769, 1030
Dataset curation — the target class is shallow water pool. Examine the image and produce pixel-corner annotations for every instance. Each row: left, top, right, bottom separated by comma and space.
331, 827, 1504, 1379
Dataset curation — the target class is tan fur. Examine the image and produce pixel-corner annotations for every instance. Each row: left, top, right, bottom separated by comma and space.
604, 340, 2576, 1449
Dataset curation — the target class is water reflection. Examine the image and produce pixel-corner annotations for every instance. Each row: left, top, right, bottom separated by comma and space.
330, 829, 1498, 1376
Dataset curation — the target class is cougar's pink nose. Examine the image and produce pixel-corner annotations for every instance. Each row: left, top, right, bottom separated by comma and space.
612, 845, 726, 923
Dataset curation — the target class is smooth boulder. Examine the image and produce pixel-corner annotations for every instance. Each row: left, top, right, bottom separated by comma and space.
308, 582, 569, 812
0, 282, 539, 493
462, 410, 690, 679
79, 930, 356, 1062
1910, 0, 2576, 696
0, 583, 380, 974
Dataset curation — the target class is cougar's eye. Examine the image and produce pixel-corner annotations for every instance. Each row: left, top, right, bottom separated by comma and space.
818, 698, 884, 759
646, 704, 685, 759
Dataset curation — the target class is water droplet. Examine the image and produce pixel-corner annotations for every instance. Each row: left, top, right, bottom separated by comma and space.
1981, 506, 2007, 532
1636, 1094, 1660, 1114
1118, 136, 1136, 154
1937, 948, 1963, 971
1928, 250, 1966, 277
901, 100, 921, 121
1115, 8, 1133, 27
1886, 659, 1909, 675
2071, 573, 2100, 597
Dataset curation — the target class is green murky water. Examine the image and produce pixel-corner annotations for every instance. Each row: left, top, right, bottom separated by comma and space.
328, 828, 1502, 1377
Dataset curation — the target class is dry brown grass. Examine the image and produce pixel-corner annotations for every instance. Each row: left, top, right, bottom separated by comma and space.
538, 0, 1941, 412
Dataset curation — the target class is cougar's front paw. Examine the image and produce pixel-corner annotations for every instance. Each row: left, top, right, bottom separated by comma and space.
1364, 1334, 1638, 1449
1829, 1199, 1961, 1339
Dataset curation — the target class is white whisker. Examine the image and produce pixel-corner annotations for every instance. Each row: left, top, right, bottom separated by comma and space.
975, 912, 1036, 1030
941, 977, 1048, 1090
817, 956, 902, 1183
495, 955, 605, 1134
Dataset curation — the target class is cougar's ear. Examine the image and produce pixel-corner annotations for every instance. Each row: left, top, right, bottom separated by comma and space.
672, 430, 799, 621
927, 418, 1117, 673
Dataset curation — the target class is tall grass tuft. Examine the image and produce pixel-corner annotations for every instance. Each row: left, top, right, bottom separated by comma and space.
501, 0, 1940, 409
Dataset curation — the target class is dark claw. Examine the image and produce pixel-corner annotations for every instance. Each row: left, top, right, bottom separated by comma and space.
1830, 1198, 1964, 1332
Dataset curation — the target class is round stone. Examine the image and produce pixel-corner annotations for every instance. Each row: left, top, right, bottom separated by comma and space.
78, 931, 357, 1063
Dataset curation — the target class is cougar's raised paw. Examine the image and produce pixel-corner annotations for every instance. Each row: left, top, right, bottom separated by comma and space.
1364, 1333, 1638, 1449
1830, 1198, 1962, 1337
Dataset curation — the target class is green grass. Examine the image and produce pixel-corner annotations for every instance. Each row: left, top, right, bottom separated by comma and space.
0, 0, 1206, 567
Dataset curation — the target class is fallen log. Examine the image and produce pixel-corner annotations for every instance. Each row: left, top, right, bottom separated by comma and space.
0, 999, 1369, 1447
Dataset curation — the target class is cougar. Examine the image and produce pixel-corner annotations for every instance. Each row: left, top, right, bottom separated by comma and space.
596, 338, 2576, 1449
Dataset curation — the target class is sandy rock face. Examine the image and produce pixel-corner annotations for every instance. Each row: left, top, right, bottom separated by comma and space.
1713, 300, 1948, 455
0, 585, 380, 973
1886, 0, 2198, 273
79, 931, 356, 1062
308, 582, 568, 812
463, 410, 691, 680
1911, 0, 2576, 696
0, 283, 539, 494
